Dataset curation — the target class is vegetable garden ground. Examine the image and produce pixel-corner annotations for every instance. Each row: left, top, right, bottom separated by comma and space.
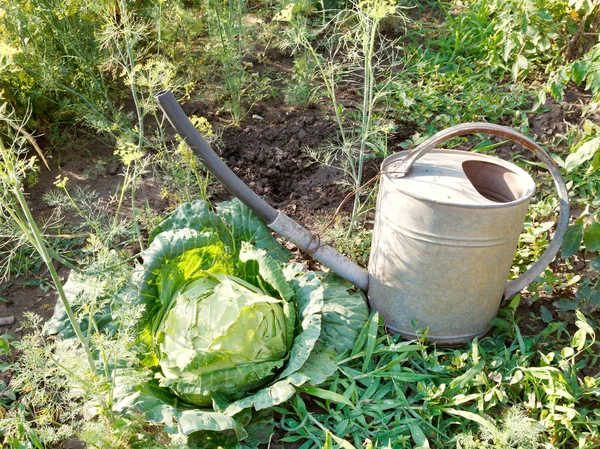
1, 0, 600, 447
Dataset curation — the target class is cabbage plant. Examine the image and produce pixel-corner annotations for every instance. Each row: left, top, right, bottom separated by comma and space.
48, 200, 368, 446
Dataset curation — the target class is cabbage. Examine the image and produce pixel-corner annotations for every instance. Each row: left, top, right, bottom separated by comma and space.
49, 199, 368, 447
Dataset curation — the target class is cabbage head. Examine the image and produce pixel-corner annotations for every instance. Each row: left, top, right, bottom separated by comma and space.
156, 273, 294, 406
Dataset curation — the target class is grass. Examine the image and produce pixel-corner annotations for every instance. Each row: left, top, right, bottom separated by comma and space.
275, 304, 599, 448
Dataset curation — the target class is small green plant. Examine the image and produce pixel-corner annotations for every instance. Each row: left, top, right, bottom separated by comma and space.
0, 0, 126, 134
553, 120, 600, 270
205, 0, 269, 124
281, 0, 405, 230
512, 197, 558, 276
456, 407, 544, 448
0, 131, 94, 373
283, 50, 320, 106
157, 115, 216, 204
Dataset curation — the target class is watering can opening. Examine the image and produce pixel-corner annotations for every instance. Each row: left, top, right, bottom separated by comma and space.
462, 159, 529, 204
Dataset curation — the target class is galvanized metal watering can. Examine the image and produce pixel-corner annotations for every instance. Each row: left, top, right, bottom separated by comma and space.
156, 91, 570, 345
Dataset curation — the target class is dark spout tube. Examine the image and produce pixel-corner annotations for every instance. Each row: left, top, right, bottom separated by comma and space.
155, 89, 370, 292
155, 90, 278, 224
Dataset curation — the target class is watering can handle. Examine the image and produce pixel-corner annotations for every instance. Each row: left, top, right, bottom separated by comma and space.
397, 122, 570, 300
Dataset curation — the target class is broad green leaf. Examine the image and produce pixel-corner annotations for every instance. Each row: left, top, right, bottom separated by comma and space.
445, 408, 496, 432
550, 80, 565, 103
238, 242, 294, 300
318, 272, 368, 354
277, 272, 323, 379
123, 381, 247, 438
297, 349, 338, 385
148, 200, 230, 245
572, 60, 587, 85
553, 298, 580, 311
561, 223, 584, 258
161, 359, 285, 407
178, 409, 245, 436
576, 312, 594, 334
449, 361, 485, 390
217, 200, 291, 262
297, 385, 354, 407
572, 328, 587, 350
540, 306, 553, 323
583, 221, 600, 252
591, 255, 600, 270
46, 271, 116, 338
565, 137, 600, 172
408, 421, 430, 448
224, 371, 310, 416
562, 346, 575, 358
222, 350, 337, 416
512, 54, 528, 81
510, 370, 524, 385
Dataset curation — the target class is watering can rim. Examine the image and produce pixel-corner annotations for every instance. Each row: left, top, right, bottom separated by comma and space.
381, 148, 537, 209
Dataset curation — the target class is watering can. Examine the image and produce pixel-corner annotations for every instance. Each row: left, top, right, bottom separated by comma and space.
156, 91, 570, 345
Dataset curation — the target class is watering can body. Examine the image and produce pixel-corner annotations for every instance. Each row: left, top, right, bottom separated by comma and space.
368, 150, 535, 344
365, 124, 569, 344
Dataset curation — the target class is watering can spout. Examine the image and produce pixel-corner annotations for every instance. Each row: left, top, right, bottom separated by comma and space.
155, 90, 369, 291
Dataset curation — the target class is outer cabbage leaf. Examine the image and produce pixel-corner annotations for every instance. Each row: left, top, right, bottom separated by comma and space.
284, 263, 368, 354
237, 242, 294, 301
319, 272, 369, 354
113, 381, 248, 439
46, 271, 115, 338
148, 199, 291, 263
148, 200, 231, 246
223, 350, 338, 416
216, 200, 292, 262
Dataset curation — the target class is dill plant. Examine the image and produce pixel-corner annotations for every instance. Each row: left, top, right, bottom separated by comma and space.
0, 123, 95, 373
204, 0, 271, 124
280, 0, 405, 231
456, 407, 545, 448
0, 0, 124, 133
159, 115, 217, 204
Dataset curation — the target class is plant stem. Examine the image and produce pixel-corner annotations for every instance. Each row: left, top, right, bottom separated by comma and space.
349, 12, 378, 234
0, 140, 96, 372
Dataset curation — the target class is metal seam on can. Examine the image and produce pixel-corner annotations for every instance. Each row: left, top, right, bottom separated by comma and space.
382, 221, 508, 247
